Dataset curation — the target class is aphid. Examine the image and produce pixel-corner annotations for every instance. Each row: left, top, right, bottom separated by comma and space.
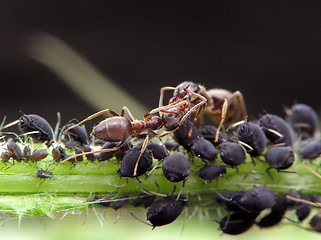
111, 196, 129, 210
146, 142, 167, 160
199, 125, 225, 146
51, 147, 61, 162
30, 149, 48, 162
62, 122, 89, 145
256, 198, 288, 228
146, 195, 187, 228
190, 138, 217, 162
299, 140, 321, 160
219, 142, 245, 168
97, 142, 119, 162
265, 146, 295, 171
0, 151, 11, 167
163, 142, 179, 151
310, 212, 321, 233
286, 103, 319, 139
7, 140, 23, 161
36, 169, 53, 179
296, 201, 312, 222
84, 145, 96, 161
162, 152, 191, 183
259, 113, 294, 147
173, 120, 199, 151
219, 212, 257, 235
23, 145, 32, 160
117, 146, 153, 178
216, 191, 245, 212
237, 122, 267, 157
198, 165, 226, 182
18, 113, 54, 142
132, 194, 156, 208
239, 187, 276, 214
74, 147, 83, 162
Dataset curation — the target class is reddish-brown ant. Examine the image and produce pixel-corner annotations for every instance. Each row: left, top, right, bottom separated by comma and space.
61, 106, 178, 176
147, 81, 247, 142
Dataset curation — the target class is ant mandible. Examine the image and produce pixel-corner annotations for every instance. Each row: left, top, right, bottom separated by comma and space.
147, 81, 247, 142
61, 106, 178, 176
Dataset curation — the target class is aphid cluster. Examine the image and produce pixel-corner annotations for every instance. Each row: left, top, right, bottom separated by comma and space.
0, 81, 320, 234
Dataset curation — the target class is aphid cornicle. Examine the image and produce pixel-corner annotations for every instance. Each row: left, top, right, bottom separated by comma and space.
18, 113, 53, 142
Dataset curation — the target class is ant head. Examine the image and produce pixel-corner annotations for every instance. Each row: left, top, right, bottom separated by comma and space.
174, 81, 199, 99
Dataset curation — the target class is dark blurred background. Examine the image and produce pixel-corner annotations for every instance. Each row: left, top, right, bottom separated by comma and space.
1, 0, 321, 128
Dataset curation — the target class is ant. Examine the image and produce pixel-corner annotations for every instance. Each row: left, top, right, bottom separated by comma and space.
61, 106, 178, 176
146, 81, 247, 142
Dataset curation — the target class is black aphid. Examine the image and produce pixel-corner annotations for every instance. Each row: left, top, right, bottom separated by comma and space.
146, 195, 187, 228
23, 145, 31, 160
190, 138, 217, 162
7, 140, 23, 161
162, 152, 191, 183
97, 142, 119, 162
219, 142, 245, 167
147, 142, 167, 160
111, 196, 129, 210
216, 191, 245, 212
36, 169, 53, 179
265, 146, 295, 170
74, 147, 83, 162
287, 103, 319, 139
19, 114, 53, 142
310, 212, 321, 233
118, 146, 153, 178
173, 120, 199, 151
239, 187, 276, 214
31, 149, 48, 162
63, 122, 89, 145
0, 151, 11, 163
237, 122, 267, 156
219, 212, 257, 235
84, 145, 96, 161
299, 140, 321, 160
132, 194, 156, 208
256, 198, 288, 228
198, 165, 226, 182
259, 113, 294, 146
199, 125, 224, 146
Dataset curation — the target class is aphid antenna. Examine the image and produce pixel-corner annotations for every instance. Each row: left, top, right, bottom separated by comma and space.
60, 141, 126, 164
2, 132, 24, 143
137, 187, 167, 197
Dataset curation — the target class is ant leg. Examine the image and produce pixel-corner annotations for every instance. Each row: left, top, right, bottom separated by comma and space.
60, 141, 125, 163
145, 101, 187, 118
121, 106, 136, 122
214, 98, 228, 142
230, 91, 247, 120
133, 135, 149, 176
65, 109, 120, 132
159, 87, 177, 108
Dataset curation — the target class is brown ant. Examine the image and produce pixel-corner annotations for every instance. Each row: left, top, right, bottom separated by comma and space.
61, 106, 179, 176
146, 81, 247, 142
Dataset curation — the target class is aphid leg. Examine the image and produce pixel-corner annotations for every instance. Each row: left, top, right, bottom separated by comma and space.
129, 212, 153, 228
65, 108, 120, 132
133, 135, 149, 176
229, 91, 247, 120
215, 98, 228, 142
